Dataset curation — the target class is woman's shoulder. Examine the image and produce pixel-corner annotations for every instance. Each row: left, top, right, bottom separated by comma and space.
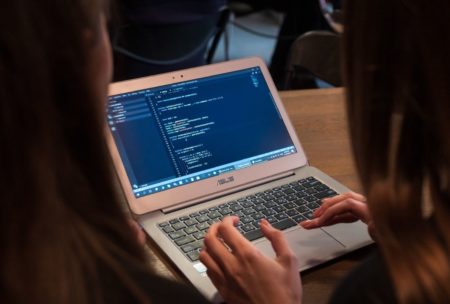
329, 248, 397, 304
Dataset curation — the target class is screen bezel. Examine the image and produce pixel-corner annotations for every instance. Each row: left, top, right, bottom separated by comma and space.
107, 57, 308, 214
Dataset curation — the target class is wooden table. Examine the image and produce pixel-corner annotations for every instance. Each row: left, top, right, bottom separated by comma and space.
145, 88, 372, 303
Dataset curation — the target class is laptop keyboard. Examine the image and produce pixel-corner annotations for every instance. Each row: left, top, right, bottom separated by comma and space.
158, 177, 337, 262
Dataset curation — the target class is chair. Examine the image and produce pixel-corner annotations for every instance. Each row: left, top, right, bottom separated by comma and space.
283, 30, 342, 89
112, 7, 231, 81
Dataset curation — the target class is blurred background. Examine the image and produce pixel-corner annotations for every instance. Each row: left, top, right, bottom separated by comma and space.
110, 0, 343, 90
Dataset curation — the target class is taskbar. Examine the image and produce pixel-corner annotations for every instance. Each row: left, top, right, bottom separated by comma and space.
133, 146, 296, 198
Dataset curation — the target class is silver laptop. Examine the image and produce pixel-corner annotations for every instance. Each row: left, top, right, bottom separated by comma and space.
106, 57, 372, 302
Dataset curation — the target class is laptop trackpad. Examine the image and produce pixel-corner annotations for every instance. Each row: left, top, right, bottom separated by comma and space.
254, 227, 345, 270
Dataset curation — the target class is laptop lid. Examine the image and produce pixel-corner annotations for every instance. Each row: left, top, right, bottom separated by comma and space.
106, 57, 308, 214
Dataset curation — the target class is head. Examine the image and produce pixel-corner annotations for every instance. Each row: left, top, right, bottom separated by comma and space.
0, 0, 147, 302
343, 0, 450, 302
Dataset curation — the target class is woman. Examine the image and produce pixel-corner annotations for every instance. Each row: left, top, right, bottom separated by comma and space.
0, 1, 209, 303
201, 0, 450, 303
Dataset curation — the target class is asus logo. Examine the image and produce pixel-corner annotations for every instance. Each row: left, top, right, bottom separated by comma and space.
217, 176, 235, 186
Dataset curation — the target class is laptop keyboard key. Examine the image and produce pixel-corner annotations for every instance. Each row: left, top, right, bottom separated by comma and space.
254, 204, 266, 212
283, 188, 295, 195
234, 211, 245, 217
305, 188, 318, 195
262, 209, 277, 216
184, 226, 198, 234
315, 184, 329, 191
286, 195, 297, 201
251, 221, 262, 229
272, 218, 297, 231
196, 215, 209, 223
315, 190, 338, 199
159, 222, 169, 227
294, 199, 307, 206
274, 197, 286, 204
196, 222, 209, 231
187, 251, 200, 262
303, 179, 321, 188
241, 224, 255, 233
283, 202, 297, 209
273, 205, 286, 213
303, 211, 315, 220
293, 185, 305, 192
172, 222, 186, 230
292, 214, 307, 223
275, 213, 288, 220
175, 236, 195, 246
286, 209, 299, 217
273, 192, 284, 198
253, 198, 265, 204
229, 204, 243, 212
219, 207, 232, 215
208, 219, 220, 225
296, 205, 309, 213
241, 201, 253, 208
193, 231, 206, 240
241, 216, 253, 224
294, 192, 308, 199
169, 231, 186, 240
304, 196, 316, 202
263, 201, 277, 208
243, 229, 264, 241
184, 219, 197, 226
252, 213, 264, 221
181, 241, 203, 253
242, 208, 256, 216
262, 195, 275, 201
208, 211, 221, 219
266, 216, 278, 224
306, 202, 320, 210
163, 226, 175, 233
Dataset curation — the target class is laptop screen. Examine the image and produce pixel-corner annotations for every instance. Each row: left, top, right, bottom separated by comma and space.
107, 67, 296, 198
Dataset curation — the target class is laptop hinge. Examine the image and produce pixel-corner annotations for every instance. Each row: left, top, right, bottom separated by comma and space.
162, 170, 295, 214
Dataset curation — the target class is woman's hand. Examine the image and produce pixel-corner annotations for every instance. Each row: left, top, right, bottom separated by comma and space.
200, 216, 302, 304
300, 192, 376, 239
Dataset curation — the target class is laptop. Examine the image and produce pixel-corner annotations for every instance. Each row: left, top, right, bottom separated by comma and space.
106, 57, 372, 302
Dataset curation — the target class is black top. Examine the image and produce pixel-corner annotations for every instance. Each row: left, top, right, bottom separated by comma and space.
102, 261, 210, 304
329, 249, 397, 304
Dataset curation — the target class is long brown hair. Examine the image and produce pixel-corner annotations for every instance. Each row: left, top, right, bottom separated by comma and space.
344, 0, 450, 303
0, 1, 149, 302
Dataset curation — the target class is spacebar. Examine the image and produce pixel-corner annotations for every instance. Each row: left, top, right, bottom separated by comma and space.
243, 230, 264, 241
272, 218, 297, 230
243, 219, 297, 241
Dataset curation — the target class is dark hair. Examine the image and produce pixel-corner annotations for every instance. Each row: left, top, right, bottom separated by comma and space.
344, 0, 450, 303
0, 1, 149, 302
